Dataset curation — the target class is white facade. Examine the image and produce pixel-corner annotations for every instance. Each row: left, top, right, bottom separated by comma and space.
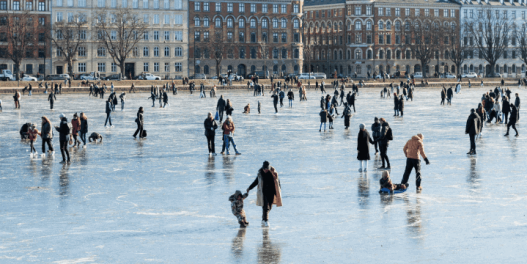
52, 0, 189, 79
460, 0, 527, 78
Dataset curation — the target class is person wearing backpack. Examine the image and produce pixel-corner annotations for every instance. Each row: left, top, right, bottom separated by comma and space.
279, 89, 285, 107
378, 118, 392, 169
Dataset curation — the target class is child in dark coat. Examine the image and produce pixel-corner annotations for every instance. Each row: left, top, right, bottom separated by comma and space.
229, 190, 249, 227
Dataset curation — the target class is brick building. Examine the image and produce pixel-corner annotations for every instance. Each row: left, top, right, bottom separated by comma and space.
0, 0, 52, 77
188, 0, 304, 78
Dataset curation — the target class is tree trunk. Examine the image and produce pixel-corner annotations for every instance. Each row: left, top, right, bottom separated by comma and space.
68, 60, 73, 76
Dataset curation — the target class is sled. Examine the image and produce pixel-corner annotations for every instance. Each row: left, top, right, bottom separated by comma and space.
379, 187, 407, 194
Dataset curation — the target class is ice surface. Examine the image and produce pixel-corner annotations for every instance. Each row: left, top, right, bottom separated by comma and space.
0, 87, 526, 263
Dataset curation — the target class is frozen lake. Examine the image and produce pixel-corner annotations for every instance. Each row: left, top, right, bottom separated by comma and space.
0, 86, 526, 263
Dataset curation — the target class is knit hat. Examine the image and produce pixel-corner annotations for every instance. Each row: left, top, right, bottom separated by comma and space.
59, 113, 65, 119
262, 161, 271, 170
417, 133, 424, 140
471, 108, 476, 113
359, 123, 365, 129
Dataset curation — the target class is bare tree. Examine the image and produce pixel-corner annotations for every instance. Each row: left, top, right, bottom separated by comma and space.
403, 18, 439, 78
463, 7, 512, 77
201, 32, 232, 77
258, 41, 270, 77
445, 23, 466, 76
1, 11, 38, 79
50, 14, 88, 77
93, 8, 147, 76
515, 23, 527, 71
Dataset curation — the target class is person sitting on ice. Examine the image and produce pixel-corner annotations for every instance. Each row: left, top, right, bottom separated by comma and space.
229, 190, 249, 227
243, 104, 250, 114
379, 171, 407, 191
88, 132, 103, 143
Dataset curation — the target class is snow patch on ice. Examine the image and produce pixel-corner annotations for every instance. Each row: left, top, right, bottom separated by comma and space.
52, 255, 96, 264
135, 211, 226, 219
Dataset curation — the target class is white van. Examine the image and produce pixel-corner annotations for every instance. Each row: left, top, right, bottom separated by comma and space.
312, 72, 327, 79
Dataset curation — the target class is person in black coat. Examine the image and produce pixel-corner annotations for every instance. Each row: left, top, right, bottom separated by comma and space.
357, 124, 375, 172
502, 97, 511, 124
378, 118, 392, 169
104, 98, 113, 127
54, 114, 72, 163
393, 94, 399, 116
349, 92, 356, 112
48, 91, 57, 109
398, 95, 405, 117
133, 107, 144, 138
447, 87, 453, 105
514, 93, 521, 121
465, 109, 481, 155
371, 117, 381, 154
271, 92, 279, 113
204, 112, 219, 155
440, 87, 446, 105
505, 105, 519, 137
216, 95, 226, 122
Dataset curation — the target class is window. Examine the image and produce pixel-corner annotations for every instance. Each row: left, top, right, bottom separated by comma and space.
293, 19, 299, 29
78, 63, 86, 72
143, 0, 149, 8
67, 12, 73, 22
239, 18, 245, 28
281, 18, 286, 28
415, 9, 420, 16
0, 1, 6, 10
154, 31, 159, 40
98, 63, 106, 72
282, 49, 287, 58
444, 9, 448, 17
56, 0, 62, 7
25, 2, 32, 10
154, 0, 159, 9
203, 2, 208, 11
294, 4, 299, 13
215, 17, 221, 27
451, 9, 455, 18
379, 35, 384, 44
175, 0, 182, 9
227, 18, 233, 28
262, 18, 268, 28
164, 63, 169, 72
366, 6, 372, 16
355, 33, 361, 43
434, 9, 438, 17
164, 31, 170, 40
194, 1, 200, 11
281, 33, 287, 42
425, 9, 429, 17
239, 47, 245, 58
203, 31, 209, 41
239, 32, 244, 42
164, 47, 170, 57
144, 63, 149, 72
512, 11, 516, 19
143, 47, 149, 56
215, 2, 220, 12
250, 18, 256, 28
355, 21, 361, 30
164, 0, 169, 9
175, 15, 182, 25
281, 4, 286, 13
396, 35, 400, 44
273, 4, 278, 13
355, 6, 361, 16
227, 2, 232, 12
144, 31, 150, 40
386, 8, 391, 16
175, 47, 182, 56
366, 21, 372, 30
227, 31, 233, 40
175, 31, 182, 41
251, 3, 256, 12
272, 18, 277, 28
175, 63, 182, 72
273, 32, 278, 42
97, 47, 106, 57
250, 48, 257, 58
366, 34, 372, 44
154, 63, 159, 72
262, 4, 267, 13
78, 47, 86, 57
395, 8, 400, 16
250, 32, 256, 43
111, 63, 117, 72
386, 21, 391, 30
56, 12, 62, 22
133, 0, 138, 8
386, 34, 391, 44
154, 14, 159, 24
164, 14, 170, 24
378, 8, 383, 16
98, 0, 104, 7
239, 3, 244, 12
469, 9, 473, 18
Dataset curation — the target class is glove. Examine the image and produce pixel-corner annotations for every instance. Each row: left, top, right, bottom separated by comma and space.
424, 158, 430, 165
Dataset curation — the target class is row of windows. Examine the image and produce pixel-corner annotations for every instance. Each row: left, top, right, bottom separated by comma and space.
194, 17, 300, 29
0, 16, 46, 26
56, 12, 183, 25
0, 1, 46, 11
194, 31, 298, 43
55, 0, 182, 9
463, 9, 525, 20
194, 2, 296, 14
195, 65, 292, 75
194, 47, 300, 59
55, 29, 183, 42
66, 46, 184, 57
77, 62, 184, 73
378, 8, 455, 18
307, 20, 456, 33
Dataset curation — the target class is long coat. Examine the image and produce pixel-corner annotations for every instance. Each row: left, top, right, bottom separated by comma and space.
254, 167, 282, 207
357, 129, 375, 160
465, 113, 481, 135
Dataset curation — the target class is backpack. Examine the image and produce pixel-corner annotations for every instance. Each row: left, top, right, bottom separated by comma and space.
141, 130, 147, 138
386, 128, 393, 141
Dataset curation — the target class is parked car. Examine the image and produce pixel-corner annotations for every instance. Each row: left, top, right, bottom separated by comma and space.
413, 72, 423, 78
229, 74, 243, 81
189, 74, 207, 80
135, 73, 162, 80
441, 73, 456, 79
0, 69, 15, 81
104, 74, 125, 80
298, 73, 316, 79
21, 74, 38, 81
247, 71, 267, 79
462, 72, 478, 78
79, 73, 98, 81
312, 72, 327, 79
46, 74, 70, 80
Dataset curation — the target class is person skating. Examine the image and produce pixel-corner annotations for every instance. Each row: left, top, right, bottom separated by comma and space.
246, 161, 282, 227
476, 103, 486, 138
393, 93, 399, 116
222, 116, 241, 155
400, 134, 430, 191
398, 95, 404, 117
514, 93, 521, 121
447, 87, 453, 105
440, 87, 446, 105
342, 102, 352, 129
71, 113, 81, 147
48, 91, 57, 110
217, 95, 226, 123
28, 124, 40, 157
229, 190, 250, 227
89, 132, 103, 143
502, 97, 511, 124
371, 117, 381, 155
258, 101, 261, 114
104, 98, 113, 127
204, 112, 218, 155
466, 109, 481, 154
120, 92, 126, 111
13, 91, 21, 109
328, 105, 335, 129
80, 112, 88, 147
349, 92, 356, 113
279, 89, 285, 107
271, 92, 279, 113
148, 90, 156, 107
505, 105, 519, 137
319, 108, 328, 132
287, 89, 294, 108
357, 123, 375, 172
162, 90, 168, 108
54, 114, 72, 163
378, 118, 392, 169
133, 107, 144, 138
41, 116, 54, 156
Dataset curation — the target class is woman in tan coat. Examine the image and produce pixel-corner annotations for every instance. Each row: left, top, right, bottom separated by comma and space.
247, 161, 282, 227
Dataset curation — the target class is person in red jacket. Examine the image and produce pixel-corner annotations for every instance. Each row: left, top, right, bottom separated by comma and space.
71, 113, 81, 147
221, 116, 241, 155
400, 134, 430, 191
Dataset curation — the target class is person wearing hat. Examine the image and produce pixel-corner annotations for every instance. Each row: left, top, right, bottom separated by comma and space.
465, 108, 481, 155
247, 161, 282, 227
357, 124, 375, 172
54, 113, 72, 163
28, 123, 40, 157
400, 134, 430, 191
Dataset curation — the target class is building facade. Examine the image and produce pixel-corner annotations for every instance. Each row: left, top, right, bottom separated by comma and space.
188, 0, 304, 78
0, 0, 52, 76
51, 0, 188, 79
460, 0, 527, 77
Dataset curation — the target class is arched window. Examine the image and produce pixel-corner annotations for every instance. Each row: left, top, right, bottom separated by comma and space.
228, 65, 233, 72
395, 21, 401, 31
272, 18, 278, 28
355, 21, 362, 30
203, 17, 209, 27
215, 17, 221, 28
379, 50, 384, 59
194, 17, 200, 27
281, 65, 286, 72
367, 50, 372, 59
386, 50, 391, 60
405, 50, 411, 59
339, 50, 343, 60
195, 65, 201, 74
396, 50, 401, 59
378, 21, 384, 30
294, 48, 299, 59
250, 18, 256, 28
355, 50, 362, 60
281, 18, 287, 28
239, 18, 245, 28
273, 48, 278, 59
386, 21, 391, 30
405, 21, 410, 31
321, 50, 325, 59
227, 18, 233, 28
347, 50, 351, 60
251, 48, 257, 58
262, 18, 268, 28
282, 48, 287, 58
204, 65, 209, 74
294, 19, 299, 29
366, 21, 372, 30
334, 50, 337, 60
